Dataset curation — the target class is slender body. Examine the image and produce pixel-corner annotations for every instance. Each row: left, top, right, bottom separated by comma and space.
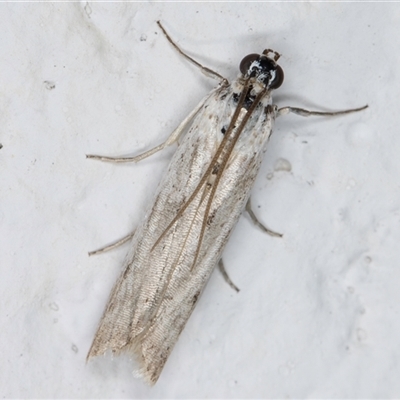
88, 51, 283, 384
87, 22, 367, 385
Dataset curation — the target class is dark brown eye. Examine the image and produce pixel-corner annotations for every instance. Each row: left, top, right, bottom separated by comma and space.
269, 65, 284, 89
239, 54, 259, 75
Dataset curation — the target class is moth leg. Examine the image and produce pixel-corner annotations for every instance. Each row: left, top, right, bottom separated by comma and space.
277, 104, 368, 118
245, 198, 282, 237
86, 92, 209, 163
218, 259, 240, 293
88, 231, 135, 256
157, 21, 228, 85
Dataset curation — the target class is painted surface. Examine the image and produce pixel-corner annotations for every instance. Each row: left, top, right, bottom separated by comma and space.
1, 3, 398, 397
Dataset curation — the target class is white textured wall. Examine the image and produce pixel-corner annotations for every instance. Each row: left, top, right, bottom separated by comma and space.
1, 2, 398, 398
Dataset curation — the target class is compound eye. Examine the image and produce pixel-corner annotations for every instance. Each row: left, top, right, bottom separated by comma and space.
269, 65, 284, 89
239, 53, 259, 75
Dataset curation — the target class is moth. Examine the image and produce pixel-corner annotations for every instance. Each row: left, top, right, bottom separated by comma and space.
86, 21, 367, 385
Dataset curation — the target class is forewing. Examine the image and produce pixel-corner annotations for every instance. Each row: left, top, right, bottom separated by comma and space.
88, 85, 276, 385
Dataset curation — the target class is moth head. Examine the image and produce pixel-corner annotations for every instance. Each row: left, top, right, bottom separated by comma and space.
240, 50, 284, 90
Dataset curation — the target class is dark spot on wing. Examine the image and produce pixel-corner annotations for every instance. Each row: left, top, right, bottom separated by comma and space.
192, 291, 201, 305
212, 163, 220, 175
207, 210, 216, 226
